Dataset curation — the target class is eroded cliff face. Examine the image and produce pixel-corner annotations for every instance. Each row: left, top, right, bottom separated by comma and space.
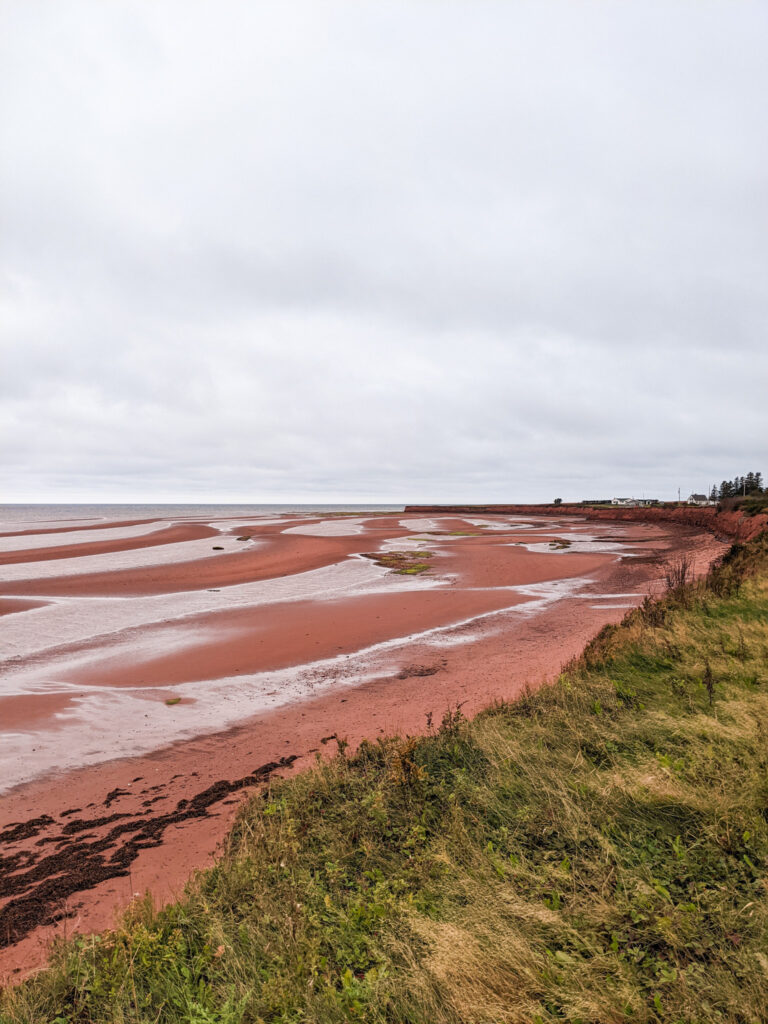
403, 504, 768, 542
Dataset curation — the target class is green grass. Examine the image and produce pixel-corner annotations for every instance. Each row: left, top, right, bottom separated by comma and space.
739, 495, 768, 517
3, 536, 768, 1023
360, 551, 433, 575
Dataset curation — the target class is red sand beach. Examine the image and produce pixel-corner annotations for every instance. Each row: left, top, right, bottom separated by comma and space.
0, 509, 727, 978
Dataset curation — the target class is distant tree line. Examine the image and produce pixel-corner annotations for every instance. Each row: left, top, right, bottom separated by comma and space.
710, 472, 764, 500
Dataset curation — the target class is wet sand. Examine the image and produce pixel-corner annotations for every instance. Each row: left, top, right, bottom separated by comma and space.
0, 509, 726, 978
0, 518, 164, 539
0, 522, 218, 566
0, 600, 48, 618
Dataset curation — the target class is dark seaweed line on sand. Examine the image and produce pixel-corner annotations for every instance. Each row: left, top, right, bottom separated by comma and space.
0, 756, 297, 949
0, 816, 55, 845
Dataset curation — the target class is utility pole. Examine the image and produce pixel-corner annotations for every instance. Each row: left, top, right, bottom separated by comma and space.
678, 487, 681, 504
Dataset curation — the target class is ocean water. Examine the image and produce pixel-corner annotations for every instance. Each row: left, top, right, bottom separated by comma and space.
0, 503, 404, 531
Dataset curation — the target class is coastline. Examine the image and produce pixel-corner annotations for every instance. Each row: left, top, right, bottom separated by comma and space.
0, 510, 726, 978
404, 503, 768, 542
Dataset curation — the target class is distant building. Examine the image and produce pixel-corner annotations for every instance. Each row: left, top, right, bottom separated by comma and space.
688, 493, 712, 506
611, 497, 659, 507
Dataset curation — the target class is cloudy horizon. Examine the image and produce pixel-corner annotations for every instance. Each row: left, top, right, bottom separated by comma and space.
2, 2, 766, 505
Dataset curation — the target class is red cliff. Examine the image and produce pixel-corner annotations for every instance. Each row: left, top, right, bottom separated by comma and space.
403, 504, 768, 542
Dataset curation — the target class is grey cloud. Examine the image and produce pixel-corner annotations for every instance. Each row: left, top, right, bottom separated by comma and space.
1, 1, 766, 503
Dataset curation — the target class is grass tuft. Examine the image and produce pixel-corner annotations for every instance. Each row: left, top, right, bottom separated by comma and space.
360, 551, 433, 575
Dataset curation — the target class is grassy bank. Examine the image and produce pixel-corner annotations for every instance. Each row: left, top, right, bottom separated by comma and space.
3, 536, 768, 1024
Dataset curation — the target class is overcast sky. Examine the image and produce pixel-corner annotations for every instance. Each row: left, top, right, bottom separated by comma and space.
1, 2, 766, 504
